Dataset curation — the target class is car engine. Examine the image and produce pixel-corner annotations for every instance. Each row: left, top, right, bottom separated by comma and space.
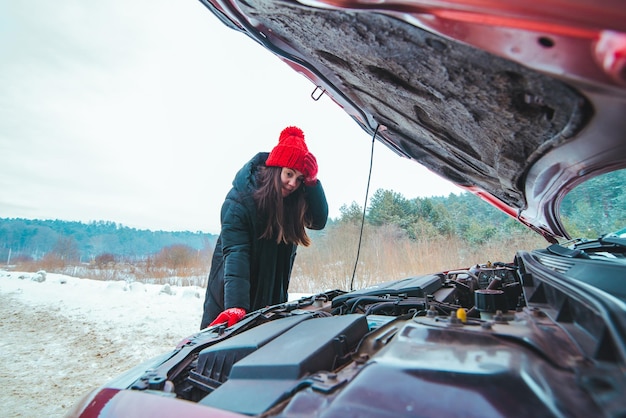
100, 249, 625, 418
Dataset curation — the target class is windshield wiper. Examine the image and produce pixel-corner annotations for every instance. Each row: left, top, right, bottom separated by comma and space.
600, 236, 626, 248
561, 235, 626, 257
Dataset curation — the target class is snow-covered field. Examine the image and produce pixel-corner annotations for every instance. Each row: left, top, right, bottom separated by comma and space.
0, 269, 205, 418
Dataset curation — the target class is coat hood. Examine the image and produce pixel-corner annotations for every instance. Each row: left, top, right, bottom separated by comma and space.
230, 152, 268, 196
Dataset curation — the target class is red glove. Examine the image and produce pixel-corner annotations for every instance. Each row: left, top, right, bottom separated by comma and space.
209, 307, 247, 327
303, 152, 318, 186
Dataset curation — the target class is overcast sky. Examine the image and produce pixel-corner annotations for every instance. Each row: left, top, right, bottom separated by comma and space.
0, 0, 461, 234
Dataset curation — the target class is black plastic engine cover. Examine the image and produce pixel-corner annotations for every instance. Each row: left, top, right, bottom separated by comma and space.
199, 314, 369, 415
195, 314, 311, 384
331, 274, 443, 308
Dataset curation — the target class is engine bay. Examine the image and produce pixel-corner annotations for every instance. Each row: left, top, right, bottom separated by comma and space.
118, 253, 623, 417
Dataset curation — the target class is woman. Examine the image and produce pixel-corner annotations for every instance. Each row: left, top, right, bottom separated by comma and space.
200, 126, 329, 329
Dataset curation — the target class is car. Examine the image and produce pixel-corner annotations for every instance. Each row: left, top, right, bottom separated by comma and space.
66, 1, 626, 417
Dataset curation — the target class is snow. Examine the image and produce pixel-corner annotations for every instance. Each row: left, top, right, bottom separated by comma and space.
0, 269, 309, 417
0, 269, 205, 348
0, 270, 205, 416
0, 270, 298, 417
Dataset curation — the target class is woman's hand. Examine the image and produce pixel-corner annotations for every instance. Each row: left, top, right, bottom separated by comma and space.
303, 153, 318, 186
209, 307, 247, 327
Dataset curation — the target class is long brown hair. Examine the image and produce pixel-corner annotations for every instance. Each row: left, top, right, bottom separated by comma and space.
253, 166, 312, 246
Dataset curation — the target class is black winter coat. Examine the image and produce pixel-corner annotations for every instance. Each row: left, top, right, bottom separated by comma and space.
200, 153, 328, 329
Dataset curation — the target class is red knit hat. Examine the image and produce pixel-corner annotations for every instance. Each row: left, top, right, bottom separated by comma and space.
266, 126, 314, 178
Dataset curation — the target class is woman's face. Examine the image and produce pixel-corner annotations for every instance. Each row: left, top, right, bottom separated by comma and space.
280, 167, 304, 197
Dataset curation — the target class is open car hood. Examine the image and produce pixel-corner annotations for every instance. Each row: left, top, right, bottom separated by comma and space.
199, 0, 626, 242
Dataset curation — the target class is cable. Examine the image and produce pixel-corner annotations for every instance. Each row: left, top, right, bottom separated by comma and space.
349, 125, 380, 291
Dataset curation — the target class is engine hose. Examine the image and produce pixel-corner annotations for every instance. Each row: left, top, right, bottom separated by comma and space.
347, 296, 401, 313
364, 300, 427, 316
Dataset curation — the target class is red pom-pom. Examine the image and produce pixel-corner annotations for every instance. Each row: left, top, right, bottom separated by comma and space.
279, 126, 304, 142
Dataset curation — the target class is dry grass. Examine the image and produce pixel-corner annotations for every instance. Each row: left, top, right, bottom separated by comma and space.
290, 224, 547, 293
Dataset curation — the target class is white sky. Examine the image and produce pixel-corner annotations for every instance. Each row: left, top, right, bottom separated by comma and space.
0, 0, 461, 234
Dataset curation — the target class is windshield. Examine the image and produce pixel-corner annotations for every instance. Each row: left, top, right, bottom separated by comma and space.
560, 169, 626, 240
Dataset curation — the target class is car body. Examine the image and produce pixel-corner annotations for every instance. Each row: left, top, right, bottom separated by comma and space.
67, 1, 626, 417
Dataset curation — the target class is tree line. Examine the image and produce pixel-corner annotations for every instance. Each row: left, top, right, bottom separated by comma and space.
0, 219, 217, 265
1, 168, 623, 274
335, 169, 625, 243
